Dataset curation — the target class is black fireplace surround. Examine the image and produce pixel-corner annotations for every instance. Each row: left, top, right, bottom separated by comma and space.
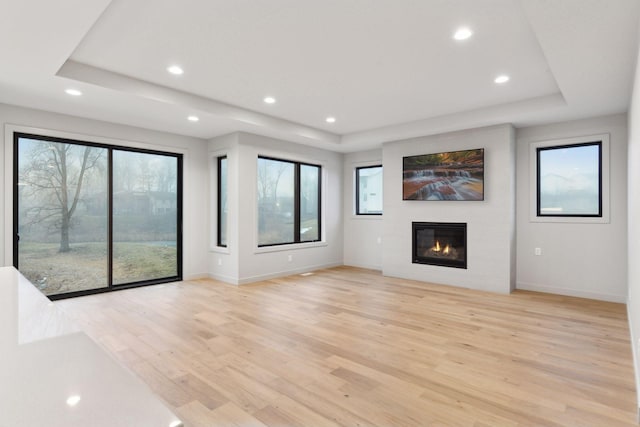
412, 222, 467, 269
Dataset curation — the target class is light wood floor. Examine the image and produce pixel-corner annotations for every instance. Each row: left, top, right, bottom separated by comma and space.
57, 266, 637, 426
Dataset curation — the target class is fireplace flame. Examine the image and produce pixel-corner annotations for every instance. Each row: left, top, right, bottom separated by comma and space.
427, 239, 457, 259
432, 240, 452, 254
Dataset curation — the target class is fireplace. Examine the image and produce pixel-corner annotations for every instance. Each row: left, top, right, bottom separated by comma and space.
412, 222, 467, 269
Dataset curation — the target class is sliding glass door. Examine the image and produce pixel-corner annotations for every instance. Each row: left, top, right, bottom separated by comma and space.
112, 150, 179, 285
16, 137, 109, 295
14, 133, 182, 299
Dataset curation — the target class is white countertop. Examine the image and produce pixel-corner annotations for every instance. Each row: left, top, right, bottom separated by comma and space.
0, 267, 183, 427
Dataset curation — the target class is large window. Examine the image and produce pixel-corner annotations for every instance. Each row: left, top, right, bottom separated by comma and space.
356, 165, 383, 215
536, 141, 602, 217
217, 156, 228, 247
257, 156, 321, 246
14, 132, 182, 299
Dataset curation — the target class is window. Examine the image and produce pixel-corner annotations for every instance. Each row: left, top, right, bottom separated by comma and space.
217, 156, 228, 247
536, 141, 602, 217
300, 164, 320, 242
257, 156, 321, 246
356, 165, 383, 215
14, 132, 182, 299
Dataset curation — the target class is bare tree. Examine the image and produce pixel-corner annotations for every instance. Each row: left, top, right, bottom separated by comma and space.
114, 155, 137, 192
138, 157, 154, 192
257, 159, 289, 202
154, 156, 177, 193
19, 141, 104, 252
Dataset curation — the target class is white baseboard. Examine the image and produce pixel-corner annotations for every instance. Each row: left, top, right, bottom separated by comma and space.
206, 262, 344, 286
516, 281, 626, 303
183, 273, 210, 281
207, 272, 240, 285
343, 260, 382, 271
627, 300, 640, 416
236, 262, 343, 285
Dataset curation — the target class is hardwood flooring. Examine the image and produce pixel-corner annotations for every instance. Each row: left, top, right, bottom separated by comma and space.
56, 266, 638, 426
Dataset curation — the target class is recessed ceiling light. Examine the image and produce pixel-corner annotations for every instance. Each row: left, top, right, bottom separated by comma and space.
494, 75, 510, 84
167, 65, 184, 75
66, 395, 81, 407
453, 27, 473, 41
263, 96, 276, 104
187, 115, 199, 122
325, 117, 336, 123
65, 89, 82, 96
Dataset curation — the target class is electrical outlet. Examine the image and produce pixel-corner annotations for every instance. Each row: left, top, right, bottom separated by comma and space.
218, 258, 222, 266
287, 255, 293, 262
534, 247, 542, 256
377, 236, 382, 244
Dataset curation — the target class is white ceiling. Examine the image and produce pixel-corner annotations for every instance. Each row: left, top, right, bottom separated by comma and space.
1, 0, 638, 152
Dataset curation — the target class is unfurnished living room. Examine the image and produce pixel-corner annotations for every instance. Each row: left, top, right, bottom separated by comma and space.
2, 1, 640, 426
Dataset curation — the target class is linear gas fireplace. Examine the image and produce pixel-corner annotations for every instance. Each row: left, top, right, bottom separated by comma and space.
412, 222, 467, 269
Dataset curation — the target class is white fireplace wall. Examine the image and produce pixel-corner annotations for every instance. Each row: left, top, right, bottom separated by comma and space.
382, 124, 516, 294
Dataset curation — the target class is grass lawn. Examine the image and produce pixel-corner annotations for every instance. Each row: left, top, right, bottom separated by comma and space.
18, 242, 177, 296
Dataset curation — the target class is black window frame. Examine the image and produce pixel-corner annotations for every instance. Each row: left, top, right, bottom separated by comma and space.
13, 131, 183, 300
536, 141, 603, 218
217, 155, 228, 247
355, 165, 383, 215
257, 155, 322, 247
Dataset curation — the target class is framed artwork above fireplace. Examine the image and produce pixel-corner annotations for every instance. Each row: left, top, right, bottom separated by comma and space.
402, 148, 484, 201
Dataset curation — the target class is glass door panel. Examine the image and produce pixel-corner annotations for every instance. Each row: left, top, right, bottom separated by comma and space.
16, 136, 109, 296
112, 150, 179, 285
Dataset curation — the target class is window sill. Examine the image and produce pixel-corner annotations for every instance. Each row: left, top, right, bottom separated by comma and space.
350, 215, 383, 220
210, 246, 230, 254
529, 216, 610, 224
254, 241, 328, 254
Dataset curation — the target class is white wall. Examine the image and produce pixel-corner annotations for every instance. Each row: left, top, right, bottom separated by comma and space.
0, 103, 209, 279
516, 114, 628, 302
382, 124, 516, 293
627, 41, 640, 411
343, 149, 383, 270
208, 132, 343, 284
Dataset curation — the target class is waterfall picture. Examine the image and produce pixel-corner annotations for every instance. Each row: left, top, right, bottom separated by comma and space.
403, 148, 484, 201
